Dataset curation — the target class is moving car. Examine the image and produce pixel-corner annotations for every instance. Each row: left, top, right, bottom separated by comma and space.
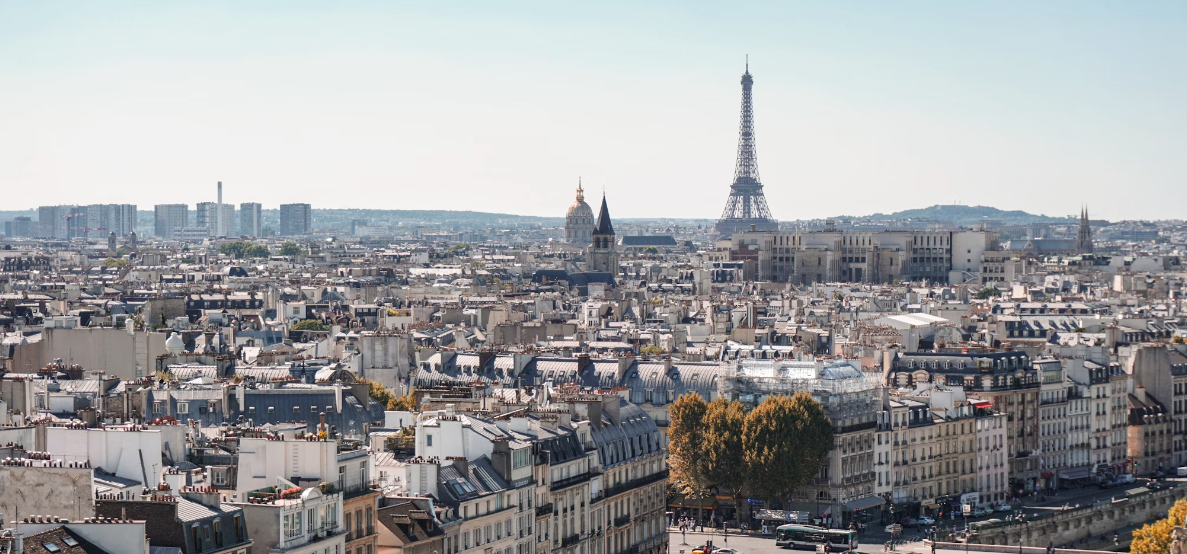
995, 504, 1012, 512
974, 507, 994, 517
917, 516, 936, 525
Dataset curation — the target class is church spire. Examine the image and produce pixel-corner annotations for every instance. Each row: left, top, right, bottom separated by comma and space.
1077, 204, 1093, 254
576, 177, 584, 202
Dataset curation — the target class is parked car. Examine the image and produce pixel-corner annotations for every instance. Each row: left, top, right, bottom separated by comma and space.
902, 517, 919, 528
974, 507, 994, 517
1098, 479, 1115, 489
1176, 466, 1187, 477
995, 504, 1012, 512
1148, 480, 1167, 491
1116, 474, 1136, 485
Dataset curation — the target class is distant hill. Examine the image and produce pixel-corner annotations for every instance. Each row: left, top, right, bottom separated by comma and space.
830, 205, 1078, 226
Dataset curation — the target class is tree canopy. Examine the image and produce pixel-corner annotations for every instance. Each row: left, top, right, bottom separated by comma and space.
743, 392, 834, 502
102, 257, 128, 268
702, 397, 746, 499
667, 392, 709, 496
279, 241, 303, 257
975, 286, 1001, 300
1132, 498, 1187, 554
669, 390, 834, 508
290, 319, 326, 331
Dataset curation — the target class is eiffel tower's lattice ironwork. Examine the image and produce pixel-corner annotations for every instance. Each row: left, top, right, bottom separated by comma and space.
715, 62, 778, 239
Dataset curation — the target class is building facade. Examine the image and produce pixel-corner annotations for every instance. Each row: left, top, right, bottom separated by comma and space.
240, 202, 263, 237
565, 182, 594, 246
155, 204, 190, 239
280, 203, 312, 236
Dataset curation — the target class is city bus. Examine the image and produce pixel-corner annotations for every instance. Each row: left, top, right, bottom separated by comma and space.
774, 524, 859, 551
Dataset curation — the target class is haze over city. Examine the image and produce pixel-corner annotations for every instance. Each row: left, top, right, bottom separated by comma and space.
2, 1, 1185, 220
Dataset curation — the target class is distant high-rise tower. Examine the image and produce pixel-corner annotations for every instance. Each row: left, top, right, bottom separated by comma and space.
279, 203, 312, 236
715, 61, 778, 239
1077, 206, 1093, 254
154, 204, 188, 239
217, 181, 224, 236
240, 202, 263, 237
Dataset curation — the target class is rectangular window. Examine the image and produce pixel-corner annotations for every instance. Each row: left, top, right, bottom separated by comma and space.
427, 434, 433, 447
177, 402, 189, 414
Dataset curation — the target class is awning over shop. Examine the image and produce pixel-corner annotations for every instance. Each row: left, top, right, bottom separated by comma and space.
844, 496, 886, 511
668, 495, 719, 510
973, 401, 994, 409
1059, 469, 1092, 480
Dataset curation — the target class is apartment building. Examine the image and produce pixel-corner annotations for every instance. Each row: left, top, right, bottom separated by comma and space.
240, 202, 263, 237
234, 484, 346, 554
726, 228, 997, 285
155, 204, 189, 239
1036, 358, 1070, 492
234, 434, 380, 554
888, 350, 1041, 493
974, 406, 1008, 506
280, 203, 312, 236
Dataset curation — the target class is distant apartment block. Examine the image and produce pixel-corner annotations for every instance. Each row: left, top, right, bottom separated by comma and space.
279, 203, 312, 236
196, 202, 235, 237
240, 202, 263, 237
154, 204, 189, 239
3, 216, 32, 238
36, 205, 88, 239
83, 204, 137, 237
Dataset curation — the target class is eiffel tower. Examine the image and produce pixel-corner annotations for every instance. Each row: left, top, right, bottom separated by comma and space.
714, 61, 778, 239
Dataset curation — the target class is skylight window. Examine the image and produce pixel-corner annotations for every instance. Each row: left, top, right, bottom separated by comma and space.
43, 543, 62, 553
62, 537, 79, 547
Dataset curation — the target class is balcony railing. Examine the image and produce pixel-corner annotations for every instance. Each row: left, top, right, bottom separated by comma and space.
602, 470, 669, 499
562, 534, 581, 548
536, 504, 554, 518
614, 514, 631, 528
551, 471, 599, 492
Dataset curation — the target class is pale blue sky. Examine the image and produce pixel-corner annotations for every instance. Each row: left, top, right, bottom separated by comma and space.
1, 1, 1184, 220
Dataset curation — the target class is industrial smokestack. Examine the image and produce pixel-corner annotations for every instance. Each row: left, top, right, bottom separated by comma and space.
217, 181, 223, 236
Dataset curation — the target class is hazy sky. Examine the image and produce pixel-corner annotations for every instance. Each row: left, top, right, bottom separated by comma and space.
2, 1, 1185, 220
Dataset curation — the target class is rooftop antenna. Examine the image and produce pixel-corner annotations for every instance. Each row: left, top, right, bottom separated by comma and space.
746, 54, 749, 73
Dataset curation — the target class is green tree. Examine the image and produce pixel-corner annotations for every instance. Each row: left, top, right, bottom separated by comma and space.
219, 241, 250, 259
639, 344, 665, 356
280, 241, 303, 257
703, 397, 747, 521
642, 246, 659, 255
975, 287, 1000, 300
449, 242, 472, 253
364, 378, 396, 408
102, 257, 129, 268
667, 392, 710, 523
743, 392, 834, 503
244, 244, 271, 258
115, 246, 130, 256
290, 319, 326, 331
1132, 497, 1187, 554
388, 389, 418, 411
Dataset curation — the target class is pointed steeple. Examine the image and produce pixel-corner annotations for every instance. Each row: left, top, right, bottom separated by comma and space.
576, 178, 584, 202
1077, 204, 1093, 254
595, 194, 614, 236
